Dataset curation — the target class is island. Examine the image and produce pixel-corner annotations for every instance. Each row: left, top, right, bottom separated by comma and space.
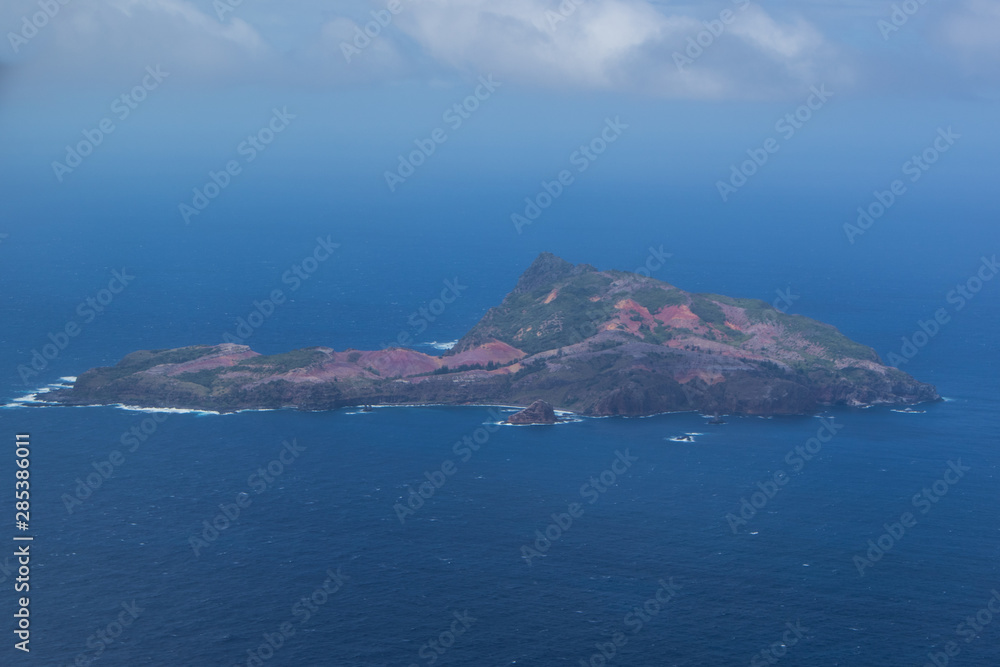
49, 253, 939, 417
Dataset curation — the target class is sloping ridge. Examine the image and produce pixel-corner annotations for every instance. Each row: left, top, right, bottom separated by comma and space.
52, 253, 940, 416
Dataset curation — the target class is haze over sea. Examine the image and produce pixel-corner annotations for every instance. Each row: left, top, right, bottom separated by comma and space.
2, 0, 1000, 664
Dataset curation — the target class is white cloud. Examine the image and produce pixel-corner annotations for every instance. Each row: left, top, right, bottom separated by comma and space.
941, 0, 1000, 64
391, 0, 842, 98
730, 7, 822, 60
6, 0, 988, 100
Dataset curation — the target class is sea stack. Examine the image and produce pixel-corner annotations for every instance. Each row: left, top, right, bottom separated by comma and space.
506, 400, 558, 425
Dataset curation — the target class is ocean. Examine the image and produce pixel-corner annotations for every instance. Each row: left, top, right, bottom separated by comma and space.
1, 193, 998, 667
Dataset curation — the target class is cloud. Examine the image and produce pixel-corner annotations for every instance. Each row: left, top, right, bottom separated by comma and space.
729, 7, 822, 61
304, 16, 411, 82
391, 0, 842, 98
1, 0, 992, 100
940, 0, 1000, 65
6, 0, 274, 87
395, 0, 676, 88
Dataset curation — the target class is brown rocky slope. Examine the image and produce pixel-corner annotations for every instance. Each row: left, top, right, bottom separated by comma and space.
51, 253, 939, 417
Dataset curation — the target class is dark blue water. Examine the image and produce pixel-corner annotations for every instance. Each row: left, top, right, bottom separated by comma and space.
1, 185, 999, 665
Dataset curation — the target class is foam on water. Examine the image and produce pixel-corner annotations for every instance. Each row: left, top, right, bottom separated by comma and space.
114, 404, 223, 416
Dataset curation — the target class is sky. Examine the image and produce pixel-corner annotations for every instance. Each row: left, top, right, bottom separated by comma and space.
1, 0, 997, 289
2, 0, 999, 98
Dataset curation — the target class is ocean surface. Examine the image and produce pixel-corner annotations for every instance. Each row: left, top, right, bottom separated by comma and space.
1, 195, 998, 666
